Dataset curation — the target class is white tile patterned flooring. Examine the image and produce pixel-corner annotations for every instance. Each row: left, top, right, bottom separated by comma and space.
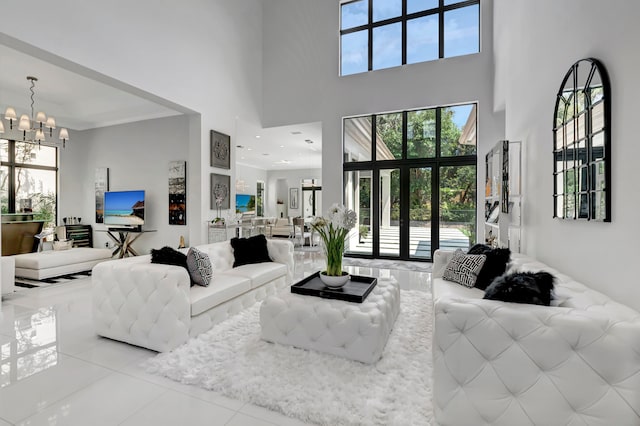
0, 250, 431, 425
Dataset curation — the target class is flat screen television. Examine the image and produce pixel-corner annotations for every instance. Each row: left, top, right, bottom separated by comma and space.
236, 194, 256, 214
104, 190, 145, 228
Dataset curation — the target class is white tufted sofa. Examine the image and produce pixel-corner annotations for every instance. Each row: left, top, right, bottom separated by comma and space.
432, 249, 640, 426
92, 239, 294, 352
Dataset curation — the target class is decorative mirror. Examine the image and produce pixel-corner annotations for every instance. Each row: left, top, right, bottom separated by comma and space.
553, 58, 611, 221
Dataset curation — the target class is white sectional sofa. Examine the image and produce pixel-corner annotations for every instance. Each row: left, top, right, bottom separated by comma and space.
432, 249, 640, 426
14, 247, 112, 280
92, 239, 294, 352
1, 256, 15, 296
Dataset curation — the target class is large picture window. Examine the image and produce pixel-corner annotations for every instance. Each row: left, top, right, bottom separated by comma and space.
344, 103, 477, 260
1, 139, 58, 228
340, 0, 480, 76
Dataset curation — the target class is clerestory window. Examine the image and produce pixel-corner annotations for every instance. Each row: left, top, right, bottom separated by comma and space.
340, 0, 480, 76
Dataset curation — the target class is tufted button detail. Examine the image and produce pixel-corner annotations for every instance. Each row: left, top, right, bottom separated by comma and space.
93, 240, 293, 353
431, 249, 640, 426
259, 278, 400, 364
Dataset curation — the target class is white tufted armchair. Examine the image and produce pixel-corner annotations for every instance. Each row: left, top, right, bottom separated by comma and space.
432, 250, 640, 426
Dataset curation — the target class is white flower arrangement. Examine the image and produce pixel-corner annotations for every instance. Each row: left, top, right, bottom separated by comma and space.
311, 204, 357, 276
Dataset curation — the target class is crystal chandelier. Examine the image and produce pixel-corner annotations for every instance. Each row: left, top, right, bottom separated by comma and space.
0, 76, 69, 147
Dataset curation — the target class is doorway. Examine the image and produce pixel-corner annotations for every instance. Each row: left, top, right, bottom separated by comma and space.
256, 181, 265, 217
301, 179, 322, 217
343, 104, 477, 261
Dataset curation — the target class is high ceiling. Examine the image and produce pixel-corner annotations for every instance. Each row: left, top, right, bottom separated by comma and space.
0, 43, 322, 171
0, 44, 183, 131
236, 121, 322, 171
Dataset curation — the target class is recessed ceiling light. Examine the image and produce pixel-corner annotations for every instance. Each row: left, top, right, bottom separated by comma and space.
279, 145, 285, 148
291, 131, 302, 135
276, 160, 291, 164
305, 139, 313, 144
255, 135, 261, 139
247, 147, 253, 151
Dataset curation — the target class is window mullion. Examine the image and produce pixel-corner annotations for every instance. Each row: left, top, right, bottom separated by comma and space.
435, 108, 442, 158
402, 0, 407, 65
8, 140, 16, 214
438, 0, 445, 58
368, 0, 373, 71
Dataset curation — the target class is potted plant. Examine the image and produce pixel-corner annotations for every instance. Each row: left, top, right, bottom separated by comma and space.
311, 204, 357, 288
212, 195, 225, 227
358, 224, 369, 243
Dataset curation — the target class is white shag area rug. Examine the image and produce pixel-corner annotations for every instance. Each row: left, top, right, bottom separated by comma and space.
144, 290, 434, 426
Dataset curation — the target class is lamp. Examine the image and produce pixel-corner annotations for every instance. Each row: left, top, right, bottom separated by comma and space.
2, 76, 69, 148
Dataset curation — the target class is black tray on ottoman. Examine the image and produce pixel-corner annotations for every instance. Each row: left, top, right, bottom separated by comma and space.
290, 271, 377, 303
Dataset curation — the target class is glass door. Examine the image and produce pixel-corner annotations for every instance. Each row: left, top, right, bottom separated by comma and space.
378, 168, 400, 257
409, 167, 432, 259
343, 103, 477, 261
256, 181, 264, 217
439, 165, 477, 251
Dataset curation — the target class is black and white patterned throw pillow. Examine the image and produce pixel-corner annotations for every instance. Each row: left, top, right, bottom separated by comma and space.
186, 247, 214, 287
442, 249, 487, 288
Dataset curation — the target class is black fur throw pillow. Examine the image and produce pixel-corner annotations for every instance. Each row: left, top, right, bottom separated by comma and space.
150, 246, 188, 269
483, 271, 556, 306
468, 244, 511, 290
230, 234, 272, 267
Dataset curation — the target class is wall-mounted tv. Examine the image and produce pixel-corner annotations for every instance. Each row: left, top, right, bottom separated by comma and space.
104, 190, 145, 228
236, 194, 255, 214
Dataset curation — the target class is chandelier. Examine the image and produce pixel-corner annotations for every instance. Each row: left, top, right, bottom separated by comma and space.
0, 76, 69, 148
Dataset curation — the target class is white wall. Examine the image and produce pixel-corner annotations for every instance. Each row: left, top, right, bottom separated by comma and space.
235, 164, 268, 196
1, 0, 263, 246
60, 115, 191, 253
266, 169, 322, 218
493, 0, 640, 310
262, 0, 505, 238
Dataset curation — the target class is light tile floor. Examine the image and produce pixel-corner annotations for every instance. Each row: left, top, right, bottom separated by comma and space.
0, 250, 431, 425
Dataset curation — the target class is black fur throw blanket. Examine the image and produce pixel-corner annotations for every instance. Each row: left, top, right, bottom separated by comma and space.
484, 271, 556, 306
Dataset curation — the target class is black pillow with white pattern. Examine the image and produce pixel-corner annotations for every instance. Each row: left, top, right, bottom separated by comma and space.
442, 249, 487, 288
186, 247, 213, 287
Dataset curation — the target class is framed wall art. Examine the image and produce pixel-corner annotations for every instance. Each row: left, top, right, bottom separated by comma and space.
169, 161, 187, 225
289, 187, 299, 209
95, 167, 109, 223
210, 173, 231, 210
210, 130, 231, 169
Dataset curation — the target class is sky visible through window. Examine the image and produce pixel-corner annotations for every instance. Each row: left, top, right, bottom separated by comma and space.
341, 1, 367, 30
372, 0, 401, 22
450, 104, 474, 129
341, 0, 479, 75
444, 5, 479, 58
408, 0, 438, 14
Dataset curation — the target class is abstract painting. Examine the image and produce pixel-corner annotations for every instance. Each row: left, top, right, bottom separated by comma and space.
169, 161, 187, 225
95, 167, 109, 223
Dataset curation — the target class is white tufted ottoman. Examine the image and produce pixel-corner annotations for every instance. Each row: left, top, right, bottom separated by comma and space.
260, 276, 400, 364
